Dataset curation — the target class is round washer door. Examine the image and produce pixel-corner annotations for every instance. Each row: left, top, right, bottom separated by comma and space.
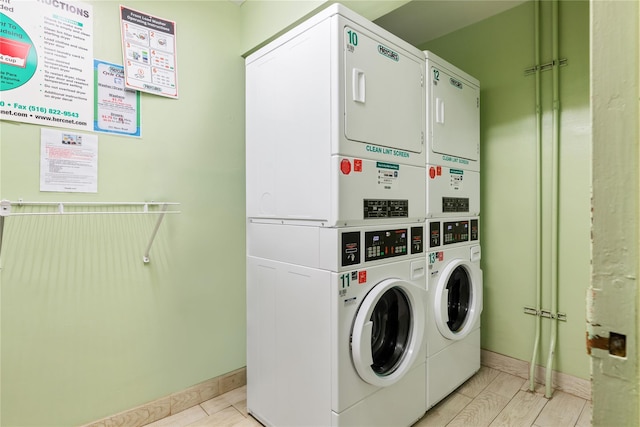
434, 259, 482, 340
351, 278, 425, 388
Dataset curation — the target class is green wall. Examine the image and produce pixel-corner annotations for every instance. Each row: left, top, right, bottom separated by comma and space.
1, 1, 245, 425
420, 0, 590, 380
1, 1, 593, 425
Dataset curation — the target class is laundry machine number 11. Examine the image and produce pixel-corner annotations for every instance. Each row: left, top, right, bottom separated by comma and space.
340, 270, 367, 289
340, 272, 352, 288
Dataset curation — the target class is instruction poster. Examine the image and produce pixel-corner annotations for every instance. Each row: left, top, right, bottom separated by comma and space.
40, 127, 98, 193
120, 6, 178, 98
0, 0, 94, 130
94, 59, 140, 136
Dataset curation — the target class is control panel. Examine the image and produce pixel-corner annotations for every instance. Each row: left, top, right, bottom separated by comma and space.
341, 226, 424, 267
429, 218, 479, 248
442, 197, 469, 213
364, 227, 413, 262
363, 199, 409, 219
443, 220, 469, 245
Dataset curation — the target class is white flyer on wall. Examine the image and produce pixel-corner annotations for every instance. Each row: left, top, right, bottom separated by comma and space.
40, 128, 98, 193
0, 0, 93, 130
120, 5, 178, 98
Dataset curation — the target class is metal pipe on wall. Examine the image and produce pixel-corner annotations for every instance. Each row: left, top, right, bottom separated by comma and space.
545, 0, 561, 399
529, 0, 543, 393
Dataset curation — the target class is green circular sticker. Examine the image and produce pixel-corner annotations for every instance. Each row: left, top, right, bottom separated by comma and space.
0, 14, 38, 91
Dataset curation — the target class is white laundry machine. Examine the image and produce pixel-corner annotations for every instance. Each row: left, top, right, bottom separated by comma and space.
424, 51, 480, 218
247, 221, 427, 426
246, 4, 426, 227
425, 217, 483, 409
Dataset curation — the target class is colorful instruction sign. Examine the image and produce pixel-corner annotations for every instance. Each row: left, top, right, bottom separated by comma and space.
120, 6, 178, 98
0, 0, 94, 130
94, 59, 140, 136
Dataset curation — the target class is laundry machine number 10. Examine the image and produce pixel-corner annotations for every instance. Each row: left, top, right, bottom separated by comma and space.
347, 30, 359, 46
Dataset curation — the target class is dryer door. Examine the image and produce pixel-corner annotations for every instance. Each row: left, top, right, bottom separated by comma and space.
351, 279, 425, 387
434, 259, 482, 340
344, 26, 424, 154
430, 65, 480, 161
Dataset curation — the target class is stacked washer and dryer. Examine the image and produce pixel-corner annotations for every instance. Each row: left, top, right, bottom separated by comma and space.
245, 5, 429, 427
245, 6, 484, 425
423, 51, 483, 410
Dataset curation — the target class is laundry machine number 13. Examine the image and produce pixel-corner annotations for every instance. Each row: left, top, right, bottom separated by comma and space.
429, 252, 444, 264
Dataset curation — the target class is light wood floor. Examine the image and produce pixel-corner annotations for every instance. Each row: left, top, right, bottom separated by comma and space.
143, 366, 591, 427
143, 386, 259, 427
414, 366, 591, 427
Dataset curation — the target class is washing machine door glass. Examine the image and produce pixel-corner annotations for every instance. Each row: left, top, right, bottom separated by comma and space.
351, 279, 425, 388
434, 258, 482, 340
370, 288, 410, 375
447, 266, 470, 332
